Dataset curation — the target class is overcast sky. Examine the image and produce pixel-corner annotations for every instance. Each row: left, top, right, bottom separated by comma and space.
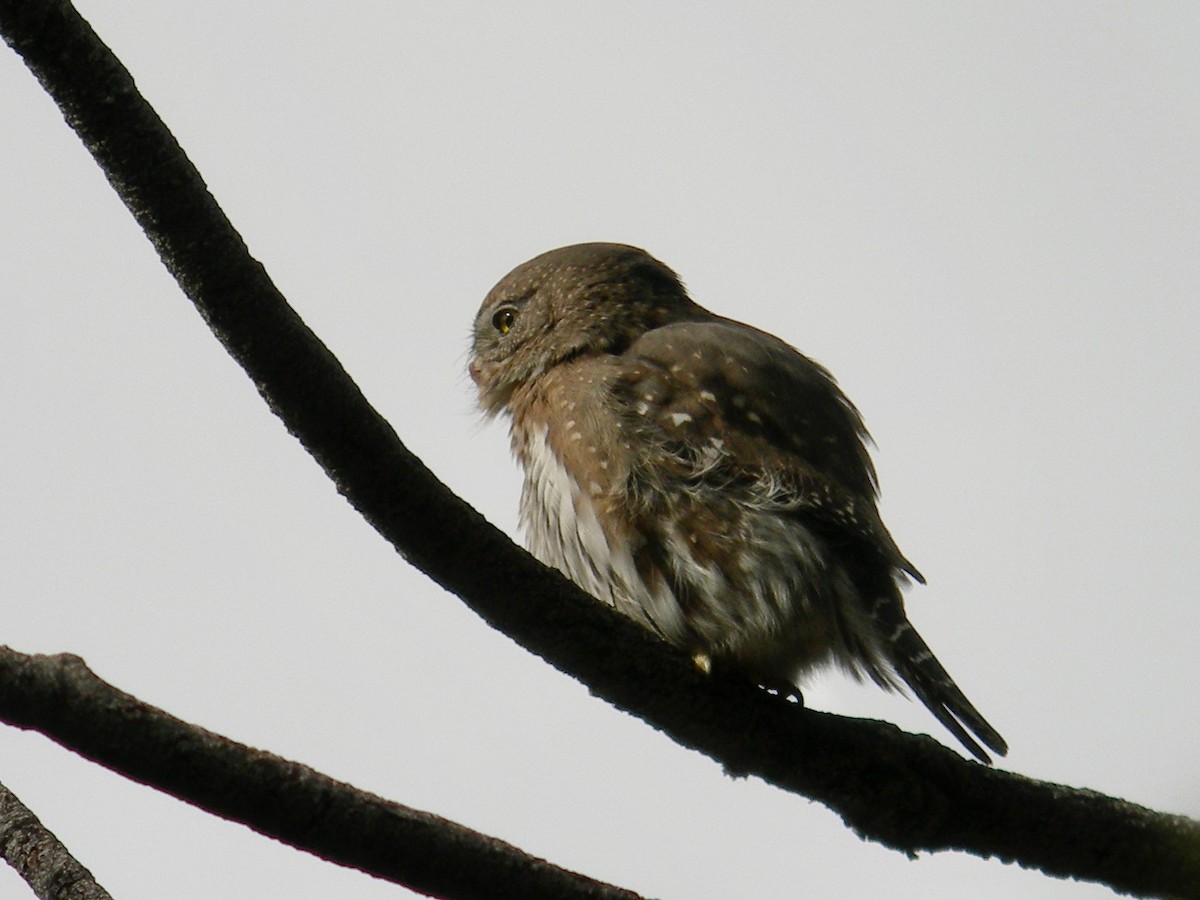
2, 3, 1198, 898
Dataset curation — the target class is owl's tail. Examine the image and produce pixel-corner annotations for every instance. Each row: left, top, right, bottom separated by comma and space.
886, 610, 1008, 765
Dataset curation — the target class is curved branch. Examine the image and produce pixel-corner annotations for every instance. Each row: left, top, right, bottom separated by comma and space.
0, 648, 640, 900
2, 3, 1198, 898
0, 776, 112, 900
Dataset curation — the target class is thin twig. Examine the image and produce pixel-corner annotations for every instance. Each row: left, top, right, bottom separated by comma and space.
0, 776, 113, 900
0, 648, 642, 900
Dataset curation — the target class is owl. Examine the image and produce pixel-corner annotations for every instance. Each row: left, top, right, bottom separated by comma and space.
469, 242, 1006, 763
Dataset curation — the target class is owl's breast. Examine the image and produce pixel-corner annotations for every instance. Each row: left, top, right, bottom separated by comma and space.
508, 358, 630, 519
517, 422, 626, 597
519, 420, 697, 642
507, 362, 689, 638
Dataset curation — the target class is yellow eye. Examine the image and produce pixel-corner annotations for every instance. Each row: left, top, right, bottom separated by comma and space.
492, 307, 517, 335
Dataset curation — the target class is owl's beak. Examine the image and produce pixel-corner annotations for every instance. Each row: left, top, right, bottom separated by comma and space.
467, 360, 482, 385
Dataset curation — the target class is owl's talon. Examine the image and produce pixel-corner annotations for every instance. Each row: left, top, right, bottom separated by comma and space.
760, 680, 805, 706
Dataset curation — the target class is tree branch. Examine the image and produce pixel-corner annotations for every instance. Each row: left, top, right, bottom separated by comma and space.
0, 776, 112, 900
0, 648, 641, 900
2, 2, 1198, 898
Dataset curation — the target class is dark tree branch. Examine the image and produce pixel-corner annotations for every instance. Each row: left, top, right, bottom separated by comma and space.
0, 648, 642, 900
0, 776, 112, 900
2, 2, 1198, 898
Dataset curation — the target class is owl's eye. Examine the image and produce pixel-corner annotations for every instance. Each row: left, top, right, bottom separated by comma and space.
492, 307, 518, 335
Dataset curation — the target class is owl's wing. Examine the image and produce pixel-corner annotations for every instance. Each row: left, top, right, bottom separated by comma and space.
616, 317, 923, 583
615, 318, 1009, 763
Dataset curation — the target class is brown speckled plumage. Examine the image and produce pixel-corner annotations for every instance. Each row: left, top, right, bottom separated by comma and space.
469, 242, 1006, 763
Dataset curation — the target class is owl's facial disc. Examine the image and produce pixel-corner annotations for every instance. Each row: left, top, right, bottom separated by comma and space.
469, 284, 546, 414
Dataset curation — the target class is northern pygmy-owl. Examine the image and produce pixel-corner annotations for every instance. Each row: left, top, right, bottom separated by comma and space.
469, 242, 1006, 763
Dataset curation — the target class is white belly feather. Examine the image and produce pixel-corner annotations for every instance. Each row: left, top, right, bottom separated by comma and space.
517, 426, 688, 640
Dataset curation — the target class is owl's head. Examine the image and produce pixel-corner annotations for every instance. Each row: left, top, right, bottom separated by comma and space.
469, 243, 699, 416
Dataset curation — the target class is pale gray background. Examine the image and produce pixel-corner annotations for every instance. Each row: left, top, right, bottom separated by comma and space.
2, 3, 1197, 897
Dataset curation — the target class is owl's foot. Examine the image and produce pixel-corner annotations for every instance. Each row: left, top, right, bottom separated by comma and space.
761, 680, 805, 706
